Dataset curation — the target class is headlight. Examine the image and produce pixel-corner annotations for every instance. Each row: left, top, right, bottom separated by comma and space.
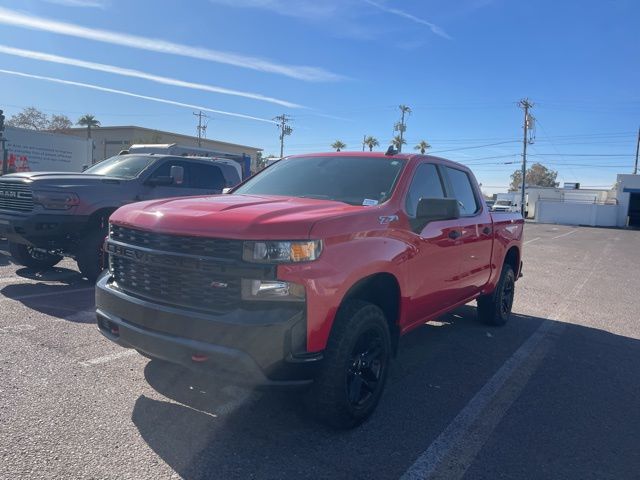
241, 279, 305, 302
33, 191, 80, 210
243, 240, 322, 263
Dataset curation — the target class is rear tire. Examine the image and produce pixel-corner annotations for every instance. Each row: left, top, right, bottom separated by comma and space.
8, 241, 62, 269
477, 263, 516, 326
305, 300, 391, 429
76, 228, 108, 282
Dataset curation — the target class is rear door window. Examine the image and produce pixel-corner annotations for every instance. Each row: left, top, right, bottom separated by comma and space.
190, 163, 227, 190
444, 167, 479, 215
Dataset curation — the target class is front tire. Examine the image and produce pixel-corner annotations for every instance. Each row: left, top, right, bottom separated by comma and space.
76, 228, 108, 282
477, 263, 516, 326
306, 300, 391, 429
8, 242, 62, 269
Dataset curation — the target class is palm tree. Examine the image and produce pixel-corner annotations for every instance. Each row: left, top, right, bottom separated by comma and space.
331, 140, 346, 152
399, 104, 412, 116
77, 114, 100, 139
414, 140, 431, 154
363, 136, 379, 152
391, 135, 406, 151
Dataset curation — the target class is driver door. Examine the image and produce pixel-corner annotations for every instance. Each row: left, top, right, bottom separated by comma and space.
140, 159, 198, 200
403, 163, 465, 328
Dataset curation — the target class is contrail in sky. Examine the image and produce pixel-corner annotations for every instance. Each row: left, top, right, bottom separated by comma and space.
0, 45, 303, 108
0, 6, 344, 82
0, 69, 276, 124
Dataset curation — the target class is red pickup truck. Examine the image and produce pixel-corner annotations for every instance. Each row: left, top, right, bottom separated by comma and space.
95, 152, 523, 428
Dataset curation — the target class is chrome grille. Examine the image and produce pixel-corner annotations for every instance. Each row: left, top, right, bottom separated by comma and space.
0, 181, 33, 212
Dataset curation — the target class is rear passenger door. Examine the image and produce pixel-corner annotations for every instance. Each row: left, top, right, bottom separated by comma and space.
441, 166, 493, 300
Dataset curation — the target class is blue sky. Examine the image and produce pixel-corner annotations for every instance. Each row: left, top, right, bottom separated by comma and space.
0, 0, 638, 193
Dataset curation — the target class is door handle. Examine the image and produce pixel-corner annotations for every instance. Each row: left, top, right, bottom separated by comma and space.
448, 230, 461, 240
482, 226, 492, 235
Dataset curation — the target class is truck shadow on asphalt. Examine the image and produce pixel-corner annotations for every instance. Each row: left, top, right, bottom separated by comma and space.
130, 307, 640, 479
1, 271, 95, 323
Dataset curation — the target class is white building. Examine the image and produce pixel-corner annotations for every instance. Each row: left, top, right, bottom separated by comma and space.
532, 174, 640, 228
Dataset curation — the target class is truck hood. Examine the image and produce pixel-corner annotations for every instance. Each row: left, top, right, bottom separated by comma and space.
110, 194, 363, 239
2, 172, 124, 188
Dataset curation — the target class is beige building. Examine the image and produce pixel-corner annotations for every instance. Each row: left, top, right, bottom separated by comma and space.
65, 125, 262, 167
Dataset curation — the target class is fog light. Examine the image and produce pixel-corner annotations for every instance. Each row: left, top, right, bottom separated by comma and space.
241, 279, 305, 302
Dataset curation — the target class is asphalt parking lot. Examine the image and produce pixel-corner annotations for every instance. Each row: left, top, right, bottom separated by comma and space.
1, 223, 639, 480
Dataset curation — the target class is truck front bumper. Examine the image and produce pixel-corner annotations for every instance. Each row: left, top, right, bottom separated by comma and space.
95, 272, 322, 387
0, 210, 89, 248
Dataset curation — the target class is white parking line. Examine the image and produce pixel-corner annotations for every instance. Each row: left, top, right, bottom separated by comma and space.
551, 229, 578, 240
401, 253, 598, 480
0, 273, 79, 285
79, 349, 137, 366
523, 237, 541, 245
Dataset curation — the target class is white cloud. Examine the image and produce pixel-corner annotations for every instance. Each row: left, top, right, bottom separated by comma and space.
41, 0, 109, 8
209, 0, 339, 19
361, 0, 451, 39
0, 69, 276, 124
0, 7, 343, 82
0, 45, 303, 108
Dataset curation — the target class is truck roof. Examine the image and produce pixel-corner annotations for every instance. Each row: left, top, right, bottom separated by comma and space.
287, 151, 471, 171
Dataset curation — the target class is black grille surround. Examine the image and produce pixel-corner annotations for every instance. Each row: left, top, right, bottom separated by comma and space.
109, 224, 243, 259
0, 181, 33, 212
107, 225, 274, 314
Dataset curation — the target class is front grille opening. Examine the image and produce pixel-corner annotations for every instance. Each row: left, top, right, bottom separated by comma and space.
110, 224, 243, 260
108, 225, 244, 314
0, 181, 34, 212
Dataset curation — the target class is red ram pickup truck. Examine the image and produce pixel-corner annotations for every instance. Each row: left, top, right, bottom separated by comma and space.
95, 152, 523, 428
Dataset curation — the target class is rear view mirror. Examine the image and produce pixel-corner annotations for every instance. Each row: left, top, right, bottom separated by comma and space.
413, 198, 460, 232
170, 165, 184, 185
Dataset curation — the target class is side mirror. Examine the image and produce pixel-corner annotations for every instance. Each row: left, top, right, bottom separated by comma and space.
222, 187, 232, 194
170, 165, 184, 185
81, 164, 89, 172
413, 198, 460, 232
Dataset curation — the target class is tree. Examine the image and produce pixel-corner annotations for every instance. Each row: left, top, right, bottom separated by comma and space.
48, 114, 73, 132
394, 104, 412, 152
510, 162, 559, 191
77, 114, 100, 139
414, 140, 431, 154
6, 107, 49, 130
363, 136, 379, 152
331, 140, 346, 152
391, 135, 406, 151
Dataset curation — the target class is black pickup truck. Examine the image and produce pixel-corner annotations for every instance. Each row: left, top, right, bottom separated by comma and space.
0, 153, 241, 280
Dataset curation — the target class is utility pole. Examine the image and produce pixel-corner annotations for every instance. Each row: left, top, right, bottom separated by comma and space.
394, 105, 411, 152
518, 98, 534, 217
362, 134, 366, 152
0, 109, 7, 175
273, 114, 292, 158
634, 126, 639, 175
193, 111, 209, 147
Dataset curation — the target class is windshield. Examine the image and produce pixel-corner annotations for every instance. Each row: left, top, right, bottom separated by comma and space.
83, 155, 155, 178
234, 156, 405, 206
